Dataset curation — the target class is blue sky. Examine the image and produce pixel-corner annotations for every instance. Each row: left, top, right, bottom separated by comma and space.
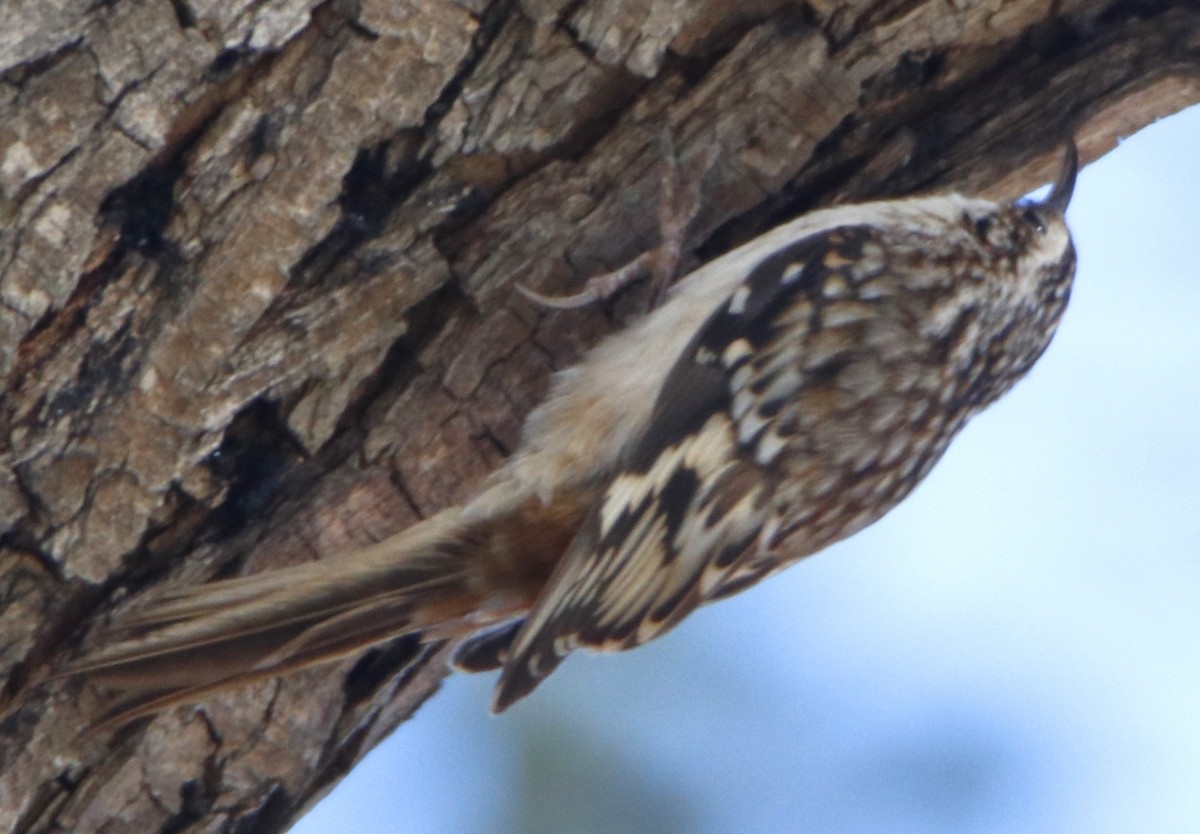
294, 104, 1200, 834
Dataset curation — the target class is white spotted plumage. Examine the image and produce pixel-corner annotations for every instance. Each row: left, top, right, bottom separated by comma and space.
71, 148, 1079, 726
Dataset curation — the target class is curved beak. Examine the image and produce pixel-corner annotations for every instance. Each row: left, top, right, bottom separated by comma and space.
1040, 140, 1078, 214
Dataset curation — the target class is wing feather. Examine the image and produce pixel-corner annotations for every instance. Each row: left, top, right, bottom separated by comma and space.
492, 226, 876, 711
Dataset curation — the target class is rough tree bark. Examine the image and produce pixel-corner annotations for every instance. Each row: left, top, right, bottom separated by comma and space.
0, 1, 1197, 831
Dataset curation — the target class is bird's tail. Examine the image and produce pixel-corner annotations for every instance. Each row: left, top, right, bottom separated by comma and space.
71, 507, 519, 728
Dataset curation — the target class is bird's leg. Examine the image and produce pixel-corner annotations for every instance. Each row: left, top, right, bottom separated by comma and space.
518, 132, 719, 310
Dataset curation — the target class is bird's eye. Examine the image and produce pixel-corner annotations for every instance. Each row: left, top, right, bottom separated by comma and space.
1022, 208, 1047, 234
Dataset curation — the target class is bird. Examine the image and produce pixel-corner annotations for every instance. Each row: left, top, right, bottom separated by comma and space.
70, 143, 1078, 727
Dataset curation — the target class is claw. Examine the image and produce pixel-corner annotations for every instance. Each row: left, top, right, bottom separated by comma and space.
517, 132, 721, 311
516, 282, 602, 309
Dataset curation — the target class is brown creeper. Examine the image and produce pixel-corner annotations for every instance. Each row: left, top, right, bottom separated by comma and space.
72, 146, 1078, 724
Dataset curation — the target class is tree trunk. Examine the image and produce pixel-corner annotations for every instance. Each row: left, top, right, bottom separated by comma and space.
1, 1, 1196, 831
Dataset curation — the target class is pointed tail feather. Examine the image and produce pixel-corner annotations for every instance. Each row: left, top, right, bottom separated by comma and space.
73, 508, 497, 727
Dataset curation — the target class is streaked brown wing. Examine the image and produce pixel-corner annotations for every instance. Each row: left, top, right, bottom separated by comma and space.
490, 228, 872, 711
